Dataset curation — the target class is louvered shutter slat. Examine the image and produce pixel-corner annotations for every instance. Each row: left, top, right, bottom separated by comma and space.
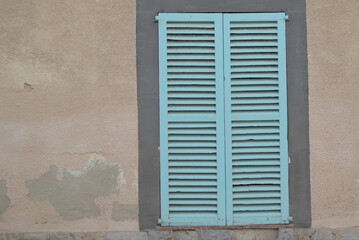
224, 13, 290, 225
158, 13, 226, 226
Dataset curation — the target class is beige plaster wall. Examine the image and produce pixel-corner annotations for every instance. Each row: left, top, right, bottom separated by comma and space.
307, 0, 359, 228
0, 0, 138, 232
1, 0, 358, 232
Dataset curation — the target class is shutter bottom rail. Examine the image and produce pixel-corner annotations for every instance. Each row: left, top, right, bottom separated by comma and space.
157, 223, 294, 231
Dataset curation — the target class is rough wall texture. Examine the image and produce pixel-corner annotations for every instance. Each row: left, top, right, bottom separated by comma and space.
0, 0, 138, 232
307, 0, 359, 228
0, 181, 10, 215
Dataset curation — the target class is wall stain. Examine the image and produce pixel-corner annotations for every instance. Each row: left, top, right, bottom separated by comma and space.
112, 202, 138, 221
0, 180, 11, 214
25, 156, 125, 221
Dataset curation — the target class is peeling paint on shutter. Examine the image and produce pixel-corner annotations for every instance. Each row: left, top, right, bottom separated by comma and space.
158, 13, 226, 226
223, 13, 290, 225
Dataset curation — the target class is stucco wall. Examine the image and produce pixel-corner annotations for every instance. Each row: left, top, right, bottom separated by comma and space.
307, 0, 359, 228
1, 0, 358, 233
0, 0, 138, 232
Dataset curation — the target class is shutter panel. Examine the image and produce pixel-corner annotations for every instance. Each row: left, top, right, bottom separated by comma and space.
223, 13, 290, 225
158, 13, 226, 226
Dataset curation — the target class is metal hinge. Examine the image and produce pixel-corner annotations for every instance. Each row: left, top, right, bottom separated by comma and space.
283, 216, 293, 224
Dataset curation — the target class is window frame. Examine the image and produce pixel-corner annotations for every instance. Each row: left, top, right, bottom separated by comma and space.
136, 1, 311, 230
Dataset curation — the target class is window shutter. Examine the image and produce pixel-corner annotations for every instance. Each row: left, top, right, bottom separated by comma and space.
158, 13, 226, 226
223, 13, 290, 225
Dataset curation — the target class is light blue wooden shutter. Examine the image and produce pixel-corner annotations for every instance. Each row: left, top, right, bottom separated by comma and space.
223, 13, 290, 225
157, 13, 226, 226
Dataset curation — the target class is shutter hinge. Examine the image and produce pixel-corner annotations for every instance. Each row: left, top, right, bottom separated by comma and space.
157, 218, 163, 224
283, 216, 293, 224
285, 15, 289, 21
288, 157, 291, 164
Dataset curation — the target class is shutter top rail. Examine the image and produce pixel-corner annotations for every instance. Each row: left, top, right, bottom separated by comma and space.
156, 13, 289, 22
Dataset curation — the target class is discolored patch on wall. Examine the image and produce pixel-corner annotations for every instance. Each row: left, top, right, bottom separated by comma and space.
0, 180, 11, 214
25, 156, 126, 221
112, 202, 138, 221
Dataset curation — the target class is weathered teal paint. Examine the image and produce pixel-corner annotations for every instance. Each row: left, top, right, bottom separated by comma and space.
277, 17, 290, 223
223, 13, 233, 226
223, 13, 290, 225
158, 12, 169, 225
158, 12, 290, 226
158, 13, 226, 226
214, 13, 226, 227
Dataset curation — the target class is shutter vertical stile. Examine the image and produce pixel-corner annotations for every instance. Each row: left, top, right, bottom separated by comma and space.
158, 13, 226, 226
223, 13, 290, 225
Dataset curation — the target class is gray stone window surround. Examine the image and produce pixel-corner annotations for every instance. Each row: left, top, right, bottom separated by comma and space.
136, 0, 310, 230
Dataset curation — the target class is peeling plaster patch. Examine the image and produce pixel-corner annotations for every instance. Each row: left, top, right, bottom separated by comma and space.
25, 157, 125, 221
112, 202, 138, 221
64, 154, 126, 191
0, 180, 11, 214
